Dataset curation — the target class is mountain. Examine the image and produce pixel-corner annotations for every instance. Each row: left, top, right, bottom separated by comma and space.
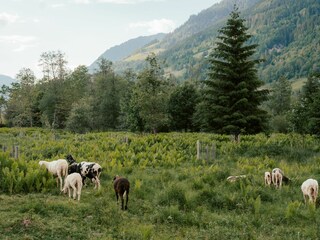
111, 0, 320, 83
160, 0, 260, 47
0, 74, 15, 86
89, 33, 166, 73
247, 0, 320, 82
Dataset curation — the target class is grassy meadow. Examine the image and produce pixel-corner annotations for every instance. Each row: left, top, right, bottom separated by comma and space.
0, 128, 320, 239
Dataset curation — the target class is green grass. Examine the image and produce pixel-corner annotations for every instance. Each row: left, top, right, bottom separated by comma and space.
0, 129, 320, 239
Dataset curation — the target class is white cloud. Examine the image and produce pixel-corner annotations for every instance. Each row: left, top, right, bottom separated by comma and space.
0, 12, 19, 26
73, 0, 91, 3
129, 18, 175, 34
97, 0, 130, 3
50, 3, 66, 8
33, 18, 40, 23
0, 35, 36, 44
0, 35, 37, 52
13, 44, 36, 52
74, 0, 165, 4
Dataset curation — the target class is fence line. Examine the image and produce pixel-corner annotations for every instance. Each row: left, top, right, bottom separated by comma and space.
1, 144, 19, 159
196, 140, 216, 163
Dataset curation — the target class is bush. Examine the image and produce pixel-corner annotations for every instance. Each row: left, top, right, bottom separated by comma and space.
157, 184, 187, 210
0, 154, 56, 194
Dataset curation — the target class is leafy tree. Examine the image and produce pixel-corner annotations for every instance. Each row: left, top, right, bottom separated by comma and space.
62, 65, 92, 132
38, 51, 71, 128
132, 53, 172, 133
38, 80, 66, 128
5, 68, 40, 127
268, 76, 292, 115
96, 58, 112, 75
308, 93, 320, 135
39, 51, 68, 81
65, 97, 93, 133
0, 85, 9, 126
118, 69, 139, 130
291, 72, 320, 134
126, 88, 145, 132
202, 7, 269, 140
65, 65, 90, 101
91, 59, 121, 130
63, 65, 91, 114
267, 76, 292, 133
168, 83, 199, 131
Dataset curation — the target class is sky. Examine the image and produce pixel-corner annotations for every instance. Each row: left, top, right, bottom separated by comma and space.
0, 0, 221, 79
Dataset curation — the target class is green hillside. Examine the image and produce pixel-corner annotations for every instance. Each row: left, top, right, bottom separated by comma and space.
89, 33, 166, 73
113, 0, 320, 83
0, 74, 15, 86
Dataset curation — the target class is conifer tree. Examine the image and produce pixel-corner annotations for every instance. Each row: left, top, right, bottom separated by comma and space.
203, 7, 269, 139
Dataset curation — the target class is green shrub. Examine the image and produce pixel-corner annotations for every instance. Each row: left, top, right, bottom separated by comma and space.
0, 155, 56, 194
285, 201, 302, 220
157, 184, 187, 210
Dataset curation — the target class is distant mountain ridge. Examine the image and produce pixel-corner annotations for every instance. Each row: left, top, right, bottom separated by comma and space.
105, 0, 320, 83
160, 0, 260, 47
0, 74, 15, 86
89, 33, 166, 72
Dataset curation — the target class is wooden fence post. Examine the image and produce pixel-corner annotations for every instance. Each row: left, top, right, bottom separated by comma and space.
206, 145, 209, 163
14, 145, 19, 159
212, 143, 216, 160
11, 145, 15, 158
197, 141, 216, 162
197, 140, 201, 160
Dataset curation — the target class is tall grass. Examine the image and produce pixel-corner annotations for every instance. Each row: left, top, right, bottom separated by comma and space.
0, 128, 320, 239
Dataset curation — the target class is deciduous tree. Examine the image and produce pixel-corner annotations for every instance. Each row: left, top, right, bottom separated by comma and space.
168, 83, 199, 131
291, 72, 320, 134
6, 68, 40, 127
132, 53, 172, 133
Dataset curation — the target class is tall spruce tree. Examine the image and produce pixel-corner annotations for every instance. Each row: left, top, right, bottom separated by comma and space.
204, 7, 269, 139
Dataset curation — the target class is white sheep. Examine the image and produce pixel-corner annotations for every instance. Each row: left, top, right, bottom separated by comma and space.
226, 175, 247, 182
39, 159, 68, 191
264, 171, 272, 186
62, 173, 83, 201
272, 168, 283, 188
301, 178, 318, 204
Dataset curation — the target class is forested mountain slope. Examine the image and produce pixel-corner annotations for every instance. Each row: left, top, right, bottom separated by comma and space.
0, 74, 15, 87
113, 0, 320, 83
89, 33, 166, 73
249, 0, 320, 82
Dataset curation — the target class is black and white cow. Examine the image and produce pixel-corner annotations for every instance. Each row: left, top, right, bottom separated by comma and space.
66, 154, 102, 190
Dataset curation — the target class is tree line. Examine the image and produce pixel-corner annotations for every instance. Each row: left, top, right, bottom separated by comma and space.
1, 8, 320, 136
